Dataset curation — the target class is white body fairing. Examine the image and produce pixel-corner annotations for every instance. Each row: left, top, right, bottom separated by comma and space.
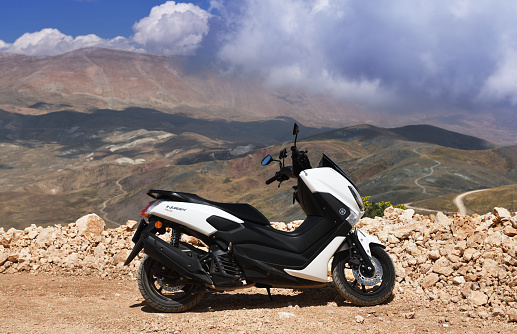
285, 236, 345, 282
300, 168, 362, 218
150, 201, 243, 236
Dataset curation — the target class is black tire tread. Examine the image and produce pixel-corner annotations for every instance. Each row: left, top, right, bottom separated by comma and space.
137, 255, 205, 313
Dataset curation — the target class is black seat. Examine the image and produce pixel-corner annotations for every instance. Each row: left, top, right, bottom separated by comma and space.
147, 190, 270, 226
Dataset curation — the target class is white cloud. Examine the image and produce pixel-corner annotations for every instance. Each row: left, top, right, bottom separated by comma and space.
132, 1, 211, 55
0, 1, 210, 56
479, 46, 517, 105
0, 39, 11, 51
2, 28, 140, 56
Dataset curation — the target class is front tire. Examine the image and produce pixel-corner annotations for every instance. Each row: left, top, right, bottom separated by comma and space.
137, 255, 205, 312
332, 245, 395, 306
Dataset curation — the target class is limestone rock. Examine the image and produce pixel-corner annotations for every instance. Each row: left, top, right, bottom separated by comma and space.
453, 276, 466, 285
493, 207, 511, 223
125, 220, 138, 230
393, 228, 413, 240
76, 214, 105, 237
432, 257, 454, 276
0, 253, 8, 266
508, 308, 517, 322
503, 226, 517, 237
469, 291, 488, 306
422, 273, 440, 289
432, 212, 451, 233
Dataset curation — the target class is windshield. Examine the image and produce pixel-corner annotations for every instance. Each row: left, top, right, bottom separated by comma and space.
317, 153, 359, 192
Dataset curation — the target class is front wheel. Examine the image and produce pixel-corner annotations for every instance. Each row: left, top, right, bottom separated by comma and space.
332, 245, 395, 306
137, 255, 205, 312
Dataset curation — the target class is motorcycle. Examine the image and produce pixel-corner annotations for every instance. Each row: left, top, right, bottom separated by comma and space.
125, 123, 395, 312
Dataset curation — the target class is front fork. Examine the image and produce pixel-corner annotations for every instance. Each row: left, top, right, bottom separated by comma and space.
339, 228, 385, 274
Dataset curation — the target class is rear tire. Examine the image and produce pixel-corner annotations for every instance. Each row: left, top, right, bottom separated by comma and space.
332, 245, 395, 306
138, 255, 205, 312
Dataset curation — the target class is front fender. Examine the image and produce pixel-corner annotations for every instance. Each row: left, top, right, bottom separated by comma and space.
336, 228, 385, 257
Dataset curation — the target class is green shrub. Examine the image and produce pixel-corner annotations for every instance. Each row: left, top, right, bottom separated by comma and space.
362, 196, 406, 218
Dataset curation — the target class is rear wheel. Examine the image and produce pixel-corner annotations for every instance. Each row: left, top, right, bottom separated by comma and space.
332, 245, 395, 306
138, 255, 205, 312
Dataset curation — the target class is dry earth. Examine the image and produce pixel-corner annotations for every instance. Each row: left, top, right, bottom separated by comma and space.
1, 273, 514, 334
1, 208, 517, 333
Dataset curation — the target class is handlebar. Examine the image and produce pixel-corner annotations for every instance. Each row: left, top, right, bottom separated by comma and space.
265, 174, 278, 185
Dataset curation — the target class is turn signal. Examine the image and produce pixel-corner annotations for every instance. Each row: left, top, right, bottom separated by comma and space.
155, 221, 163, 229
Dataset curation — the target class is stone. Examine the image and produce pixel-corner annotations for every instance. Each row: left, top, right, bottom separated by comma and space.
432, 212, 451, 233
113, 250, 129, 265
508, 308, 517, 322
463, 248, 476, 261
492, 307, 505, 317
404, 311, 415, 319
76, 214, 105, 238
35, 228, 54, 248
401, 209, 415, 221
27, 230, 38, 239
387, 234, 399, 244
0, 233, 12, 247
355, 315, 365, 323
125, 220, 138, 230
493, 207, 511, 223
503, 226, 517, 237
428, 249, 441, 260
422, 273, 440, 289
393, 228, 413, 240
468, 291, 488, 306
432, 257, 454, 276
0, 253, 8, 266
7, 253, 19, 263
453, 276, 466, 285
511, 217, 517, 229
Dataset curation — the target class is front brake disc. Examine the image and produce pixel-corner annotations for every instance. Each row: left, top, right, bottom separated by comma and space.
352, 256, 383, 286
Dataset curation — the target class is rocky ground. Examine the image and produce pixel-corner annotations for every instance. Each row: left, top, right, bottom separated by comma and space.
1, 207, 516, 333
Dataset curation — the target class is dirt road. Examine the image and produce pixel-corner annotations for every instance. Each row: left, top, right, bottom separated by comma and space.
453, 189, 488, 215
1, 273, 512, 333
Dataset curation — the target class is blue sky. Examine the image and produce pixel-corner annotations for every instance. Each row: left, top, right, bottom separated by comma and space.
1, 0, 517, 119
0, 0, 210, 43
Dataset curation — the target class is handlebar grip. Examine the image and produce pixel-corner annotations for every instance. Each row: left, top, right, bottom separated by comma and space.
265, 175, 277, 185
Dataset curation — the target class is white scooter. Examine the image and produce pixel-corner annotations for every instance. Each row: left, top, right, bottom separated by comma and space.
125, 123, 395, 312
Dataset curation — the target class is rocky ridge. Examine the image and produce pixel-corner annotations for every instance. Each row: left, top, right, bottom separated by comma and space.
1, 208, 516, 322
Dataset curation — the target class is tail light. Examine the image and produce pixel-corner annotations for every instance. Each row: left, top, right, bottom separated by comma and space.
140, 200, 159, 218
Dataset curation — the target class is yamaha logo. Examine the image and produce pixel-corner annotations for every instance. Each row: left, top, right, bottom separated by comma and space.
339, 208, 347, 215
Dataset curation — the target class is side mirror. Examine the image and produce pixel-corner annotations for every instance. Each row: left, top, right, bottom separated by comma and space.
261, 155, 273, 166
293, 123, 299, 136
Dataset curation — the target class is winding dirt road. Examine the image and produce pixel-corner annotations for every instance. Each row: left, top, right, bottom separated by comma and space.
413, 147, 441, 194
453, 188, 488, 215
99, 177, 128, 226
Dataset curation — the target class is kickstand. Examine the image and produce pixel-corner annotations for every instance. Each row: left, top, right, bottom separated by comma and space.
266, 287, 273, 301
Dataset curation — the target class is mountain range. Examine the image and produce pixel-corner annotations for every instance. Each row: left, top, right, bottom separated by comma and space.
1, 47, 516, 145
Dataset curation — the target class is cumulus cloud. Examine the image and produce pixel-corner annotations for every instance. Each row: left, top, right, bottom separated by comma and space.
3, 28, 140, 56
132, 1, 211, 55
0, 1, 210, 56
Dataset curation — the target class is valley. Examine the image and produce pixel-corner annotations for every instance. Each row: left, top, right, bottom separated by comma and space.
1, 106, 516, 229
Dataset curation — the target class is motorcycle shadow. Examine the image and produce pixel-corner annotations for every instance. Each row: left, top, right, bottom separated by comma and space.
130, 283, 382, 313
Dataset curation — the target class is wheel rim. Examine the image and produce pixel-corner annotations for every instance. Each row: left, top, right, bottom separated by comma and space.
343, 254, 388, 295
145, 259, 197, 303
